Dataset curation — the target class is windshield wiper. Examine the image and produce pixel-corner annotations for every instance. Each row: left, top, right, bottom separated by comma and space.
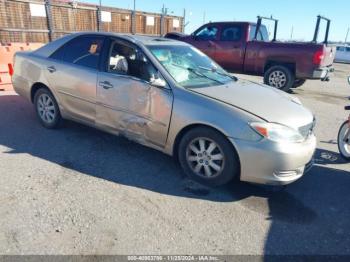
171, 63, 225, 85
198, 66, 237, 80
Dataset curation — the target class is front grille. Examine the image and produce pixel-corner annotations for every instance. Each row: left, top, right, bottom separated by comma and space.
299, 118, 316, 138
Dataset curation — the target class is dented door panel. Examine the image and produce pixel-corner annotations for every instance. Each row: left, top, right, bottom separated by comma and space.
96, 72, 173, 147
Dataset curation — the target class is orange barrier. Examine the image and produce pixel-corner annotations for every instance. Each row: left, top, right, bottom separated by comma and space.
0, 42, 44, 91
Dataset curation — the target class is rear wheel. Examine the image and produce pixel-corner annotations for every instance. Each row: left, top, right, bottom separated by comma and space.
178, 127, 240, 187
264, 65, 295, 92
34, 88, 62, 129
338, 121, 350, 161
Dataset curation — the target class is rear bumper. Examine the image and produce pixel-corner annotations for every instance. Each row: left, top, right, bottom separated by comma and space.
312, 66, 334, 80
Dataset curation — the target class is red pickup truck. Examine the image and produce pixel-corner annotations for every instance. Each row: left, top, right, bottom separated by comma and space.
165, 16, 336, 91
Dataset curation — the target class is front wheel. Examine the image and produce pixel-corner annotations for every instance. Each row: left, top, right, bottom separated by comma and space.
338, 121, 350, 160
264, 65, 295, 92
178, 127, 240, 187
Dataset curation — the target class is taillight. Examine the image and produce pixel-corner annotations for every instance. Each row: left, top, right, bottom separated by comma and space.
313, 50, 324, 65
8, 63, 14, 76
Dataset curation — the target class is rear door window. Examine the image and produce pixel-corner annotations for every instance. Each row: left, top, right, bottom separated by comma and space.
249, 25, 269, 41
221, 26, 242, 41
51, 35, 105, 70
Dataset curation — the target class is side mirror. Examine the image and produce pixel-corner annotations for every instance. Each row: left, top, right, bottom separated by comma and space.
150, 77, 167, 88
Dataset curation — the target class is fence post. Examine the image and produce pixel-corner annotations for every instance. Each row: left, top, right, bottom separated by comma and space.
97, 6, 101, 31
131, 10, 136, 34
160, 14, 165, 36
45, 0, 53, 41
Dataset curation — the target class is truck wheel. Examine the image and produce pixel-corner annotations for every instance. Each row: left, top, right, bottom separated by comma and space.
293, 79, 306, 88
264, 65, 295, 92
178, 127, 240, 187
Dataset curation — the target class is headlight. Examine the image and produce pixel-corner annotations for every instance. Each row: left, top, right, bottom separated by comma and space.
250, 122, 304, 143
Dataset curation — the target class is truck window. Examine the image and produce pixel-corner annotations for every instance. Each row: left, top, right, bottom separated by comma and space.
249, 25, 269, 41
195, 26, 218, 40
221, 26, 242, 41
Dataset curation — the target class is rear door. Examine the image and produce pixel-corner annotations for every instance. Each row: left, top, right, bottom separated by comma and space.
214, 24, 246, 72
96, 38, 173, 147
189, 24, 219, 59
45, 35, 105, 124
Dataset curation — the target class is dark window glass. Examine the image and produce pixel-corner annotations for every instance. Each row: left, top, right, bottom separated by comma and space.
108, 41, 158, 82
51, 36, 104, 69
221, 26, 242, 41
195, 26, 218, 40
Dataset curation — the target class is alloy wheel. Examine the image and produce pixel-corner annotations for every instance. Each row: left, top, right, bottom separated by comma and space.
338, 123, 350, 158
37, 93, 56, 124
186, 137, 225, 178
268, 70, 287, 89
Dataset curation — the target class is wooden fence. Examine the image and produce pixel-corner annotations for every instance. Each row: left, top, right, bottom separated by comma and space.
0, 0, 183, 43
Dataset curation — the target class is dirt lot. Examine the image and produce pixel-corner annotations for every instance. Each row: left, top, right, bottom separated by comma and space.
0, 63, 349, 255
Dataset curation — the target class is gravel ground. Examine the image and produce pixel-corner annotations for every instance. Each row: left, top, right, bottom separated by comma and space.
0, 63, 349, 255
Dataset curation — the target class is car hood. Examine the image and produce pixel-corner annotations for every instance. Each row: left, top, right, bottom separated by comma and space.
191, 79, 314, 129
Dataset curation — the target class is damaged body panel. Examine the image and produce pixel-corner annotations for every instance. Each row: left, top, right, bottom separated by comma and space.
96, 72, 173, 147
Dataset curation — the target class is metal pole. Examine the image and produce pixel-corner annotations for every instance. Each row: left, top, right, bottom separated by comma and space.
160, 4, 165, 36
345, 27, 349, 43
290, 26, 294, 40
97, 0, 102, 31
313, 15, 321, 42
44, 0, 53, 41
182, 9, 186, 33
131, 0, 136, 34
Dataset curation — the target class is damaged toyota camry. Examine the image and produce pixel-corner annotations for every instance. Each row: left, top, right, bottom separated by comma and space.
12, 32, 316, 187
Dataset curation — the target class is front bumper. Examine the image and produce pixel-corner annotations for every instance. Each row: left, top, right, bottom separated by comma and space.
312, 66, 334, 80
229, 134, 317, 185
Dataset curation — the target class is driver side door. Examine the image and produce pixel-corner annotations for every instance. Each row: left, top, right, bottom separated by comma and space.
96, 38, 173, 147
187, 25, 219, 60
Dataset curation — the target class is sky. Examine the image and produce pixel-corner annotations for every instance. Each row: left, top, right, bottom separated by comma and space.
85, 0, 349, 42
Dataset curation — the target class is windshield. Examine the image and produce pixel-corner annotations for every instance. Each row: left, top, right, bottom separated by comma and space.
147, 45, 235, 88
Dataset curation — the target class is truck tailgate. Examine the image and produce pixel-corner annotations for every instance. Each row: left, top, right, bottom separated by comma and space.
322, 45, 336, 66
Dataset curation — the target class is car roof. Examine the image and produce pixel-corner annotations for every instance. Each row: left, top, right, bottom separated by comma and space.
205, 21, 256, 26
70, 31, 189, 46
34, 31, 189, 58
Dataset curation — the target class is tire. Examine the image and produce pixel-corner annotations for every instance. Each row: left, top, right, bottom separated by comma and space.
34, 88, 62, 129
293, 79, 306, 88
264, 65, 295, 92
338, 121, 350, 161
178, 127, 240, 187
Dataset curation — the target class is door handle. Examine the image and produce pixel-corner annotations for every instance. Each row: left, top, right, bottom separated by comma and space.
99, 81, 114, 89
47, 66, 56, 73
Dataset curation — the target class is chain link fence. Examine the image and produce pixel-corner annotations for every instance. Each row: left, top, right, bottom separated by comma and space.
0, 0, 183, 43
